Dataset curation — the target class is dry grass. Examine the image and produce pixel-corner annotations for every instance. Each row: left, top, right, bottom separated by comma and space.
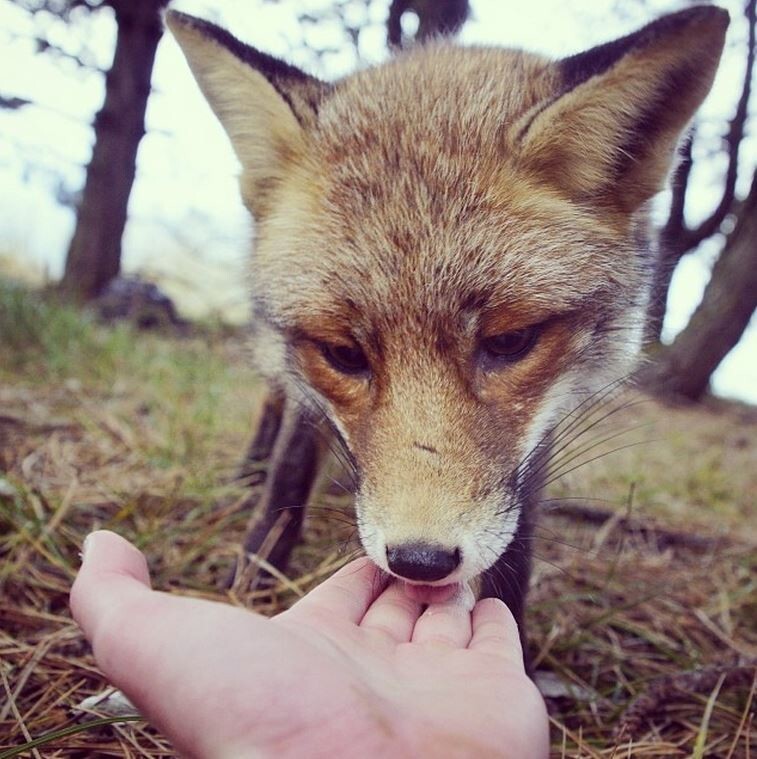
0, 282, 754, 757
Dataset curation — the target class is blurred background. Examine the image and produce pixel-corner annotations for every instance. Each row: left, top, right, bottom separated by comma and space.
0, 0, 755, 404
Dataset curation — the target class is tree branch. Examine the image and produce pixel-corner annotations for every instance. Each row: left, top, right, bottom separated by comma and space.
673, 0, 755, 255
0, 94, 32, 110
661, 131, 694, 245
640, 168, 757, 399
33, 37, 104, 71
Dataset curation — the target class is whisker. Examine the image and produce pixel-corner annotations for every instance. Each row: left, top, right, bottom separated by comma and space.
516, 394, 653, 501
517, 389, 646, 488
536, 374, 633, 454
535, 421, 652, 488
540, 438, 656, 490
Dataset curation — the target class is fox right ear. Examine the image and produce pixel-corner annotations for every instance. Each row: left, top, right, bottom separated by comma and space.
514, 6, 728, 213
166, 11, 330, 216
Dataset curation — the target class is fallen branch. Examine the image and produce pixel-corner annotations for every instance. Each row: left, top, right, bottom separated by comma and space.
543, 501, 733, 552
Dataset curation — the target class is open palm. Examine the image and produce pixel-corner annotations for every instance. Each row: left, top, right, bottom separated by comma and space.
71, 531, 548, 758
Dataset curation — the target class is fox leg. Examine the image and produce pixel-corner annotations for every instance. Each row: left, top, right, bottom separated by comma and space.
235, 391, 325, 581
237, 390, 286, 486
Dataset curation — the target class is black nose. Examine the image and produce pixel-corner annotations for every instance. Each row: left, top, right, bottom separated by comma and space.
386, 543, 461, 582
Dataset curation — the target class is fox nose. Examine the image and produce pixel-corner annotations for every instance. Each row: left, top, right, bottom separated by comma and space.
386, 543, 461, 582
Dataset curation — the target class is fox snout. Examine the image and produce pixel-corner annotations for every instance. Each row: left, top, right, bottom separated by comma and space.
353, 405, 527, 587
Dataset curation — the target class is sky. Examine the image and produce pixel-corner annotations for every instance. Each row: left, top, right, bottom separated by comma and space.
0, 0, 755, 402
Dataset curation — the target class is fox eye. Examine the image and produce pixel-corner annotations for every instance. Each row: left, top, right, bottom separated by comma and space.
480, 326, 539, 362
320, 342, 370, 375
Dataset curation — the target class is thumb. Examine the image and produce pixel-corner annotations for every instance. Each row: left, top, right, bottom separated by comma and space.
70, 530, 152, 646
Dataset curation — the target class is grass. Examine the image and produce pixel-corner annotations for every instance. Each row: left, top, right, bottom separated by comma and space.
0, 280, 755, 757
0, 279, 125, 379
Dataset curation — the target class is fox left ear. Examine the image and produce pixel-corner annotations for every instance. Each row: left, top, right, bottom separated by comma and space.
166, 11, 330, 216
515, 6, 729, 213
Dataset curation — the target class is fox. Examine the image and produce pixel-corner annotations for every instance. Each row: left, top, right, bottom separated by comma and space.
166, 6, 727, 640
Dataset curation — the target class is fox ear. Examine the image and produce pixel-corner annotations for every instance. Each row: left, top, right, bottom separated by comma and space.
166, 11, 330, 216
515, 6, 728, 213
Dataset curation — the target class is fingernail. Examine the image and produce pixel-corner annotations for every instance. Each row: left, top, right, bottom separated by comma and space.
81, 532, 95, 563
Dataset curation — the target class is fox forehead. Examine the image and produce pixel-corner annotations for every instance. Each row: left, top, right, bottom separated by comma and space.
254, 160, 640, 334
316, 44, 556, 161
248, 44, 647, 330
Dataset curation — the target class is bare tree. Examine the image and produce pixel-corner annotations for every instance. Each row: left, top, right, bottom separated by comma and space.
640, 170, 757, 399
641, 0, 756, 399
60, 0, 168, 301
9, 0, 168, 300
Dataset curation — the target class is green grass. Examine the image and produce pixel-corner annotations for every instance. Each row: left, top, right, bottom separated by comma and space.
0, 278, 262, 484
0, 279, 129, 381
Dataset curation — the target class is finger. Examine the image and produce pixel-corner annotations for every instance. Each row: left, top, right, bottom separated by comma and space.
359, 581, 423, 643
287, 557, 388, 625
468, 598, 524, 668
69, 532, 280, 758
70, 530, 152, 644
410, 599, 472, 648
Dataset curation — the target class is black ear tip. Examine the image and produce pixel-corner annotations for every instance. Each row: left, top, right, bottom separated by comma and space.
714, 6, 730, 24
164, 9, 185, 28
690, 5, 730, 26
164, 9, 203, 33
671, 5, 730, 33
636, 5, 730, 47
713, 6, 731, 32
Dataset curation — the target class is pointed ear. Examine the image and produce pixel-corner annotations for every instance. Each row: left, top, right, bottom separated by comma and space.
514, 6, 729, 213
165, 11, 330, 216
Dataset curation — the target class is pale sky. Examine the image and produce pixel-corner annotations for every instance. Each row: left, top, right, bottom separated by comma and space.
0, 0, 755, 402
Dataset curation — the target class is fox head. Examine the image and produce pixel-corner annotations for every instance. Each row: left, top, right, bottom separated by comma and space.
167, 8, 727, 588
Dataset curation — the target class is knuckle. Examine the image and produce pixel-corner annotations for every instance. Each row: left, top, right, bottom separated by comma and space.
421, 633, 460, 647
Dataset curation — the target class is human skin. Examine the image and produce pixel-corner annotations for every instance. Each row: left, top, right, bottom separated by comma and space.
70, 530, 549, 758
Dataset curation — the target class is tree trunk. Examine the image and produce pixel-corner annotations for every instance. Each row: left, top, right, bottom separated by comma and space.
61, 1, 165, 301
639, 172, 757, 400
645, 137, 694, 344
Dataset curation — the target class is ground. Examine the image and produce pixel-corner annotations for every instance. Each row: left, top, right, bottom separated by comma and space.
0, 281, 755, 757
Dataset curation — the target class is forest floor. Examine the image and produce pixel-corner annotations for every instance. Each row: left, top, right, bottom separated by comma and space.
0, 280, 755, 757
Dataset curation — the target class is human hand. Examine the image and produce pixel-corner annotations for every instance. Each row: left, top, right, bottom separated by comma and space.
70, 531, 548, 758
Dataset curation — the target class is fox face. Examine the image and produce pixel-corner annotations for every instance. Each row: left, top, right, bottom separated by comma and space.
168, 8, 727, 592
258, 140, 647, 586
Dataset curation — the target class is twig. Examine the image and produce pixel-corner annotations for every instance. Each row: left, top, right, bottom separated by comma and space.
0, 638, 55, 723
616, 660, 757, 737
0, 665, 42, 759
725, 671, 756, 759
